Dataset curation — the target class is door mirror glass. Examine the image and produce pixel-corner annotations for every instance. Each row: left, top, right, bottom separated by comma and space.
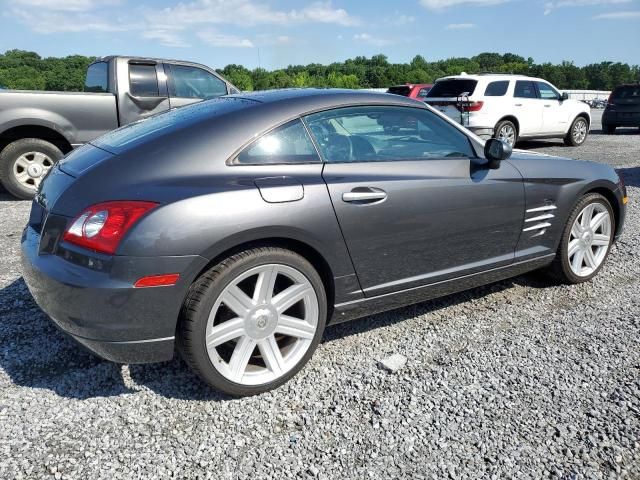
484, 138, 512, 168
561, 92, 569, 101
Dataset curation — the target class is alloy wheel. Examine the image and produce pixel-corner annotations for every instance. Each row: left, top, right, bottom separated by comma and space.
567, 202, 611, 277
498, 124, 516, 146
205, 264, 319, 386
572, 119, 588, 144
12, 151, 54, 190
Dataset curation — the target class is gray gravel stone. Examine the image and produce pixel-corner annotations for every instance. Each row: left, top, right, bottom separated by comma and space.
378, 354, 408, 373
0, 111, 638, 479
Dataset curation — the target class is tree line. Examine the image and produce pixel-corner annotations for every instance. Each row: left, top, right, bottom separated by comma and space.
1, 49, 638, 92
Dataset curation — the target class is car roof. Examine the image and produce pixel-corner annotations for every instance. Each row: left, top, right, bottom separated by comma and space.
436, 74, 538, 82
232, 88, 421, 108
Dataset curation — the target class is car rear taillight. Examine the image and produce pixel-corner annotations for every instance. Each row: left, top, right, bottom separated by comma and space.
459, 101, 484, 112
606, 92, 615, 106
63, 201, 158, 255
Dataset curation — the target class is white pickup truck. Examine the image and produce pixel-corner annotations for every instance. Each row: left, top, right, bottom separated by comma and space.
424, 73, 591, 149
0, 56, 238, 199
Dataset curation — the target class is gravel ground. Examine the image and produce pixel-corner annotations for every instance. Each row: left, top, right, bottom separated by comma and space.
1, 111, 638, 479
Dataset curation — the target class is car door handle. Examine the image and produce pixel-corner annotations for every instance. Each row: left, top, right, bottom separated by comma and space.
514, 103, 522, 107
342, 189, 387, 203
544, 104, 552, 108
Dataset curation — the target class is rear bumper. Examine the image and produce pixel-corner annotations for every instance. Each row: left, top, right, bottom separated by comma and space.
603, 111, 640, 126
21, 226, 208, 363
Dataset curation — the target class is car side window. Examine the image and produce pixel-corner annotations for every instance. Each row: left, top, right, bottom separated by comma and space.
417, 87, 431, 98
234, 120, 320, 165
535, 82, 560, 100
85, 62, 108, 93
304, 106, 474, 163
514, 81, 537, 99
484, 81, 509, 97
169, 65, 228, 99
129, 64, 159, 97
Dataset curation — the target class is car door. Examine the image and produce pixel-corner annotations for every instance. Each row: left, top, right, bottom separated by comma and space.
165, 63, 229, 109
535, 81, 570, 134
305, 105, 525, 297
513, 80, 543, 136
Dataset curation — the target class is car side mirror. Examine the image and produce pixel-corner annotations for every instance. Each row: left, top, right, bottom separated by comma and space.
561, 92, 569, 101
484, 138, 512, 169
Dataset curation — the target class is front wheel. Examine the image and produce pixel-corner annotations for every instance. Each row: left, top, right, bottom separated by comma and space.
564, 116, 589, 146
178, 247, 327, 396
545, 193, 614, 284
0, 138, 62, 199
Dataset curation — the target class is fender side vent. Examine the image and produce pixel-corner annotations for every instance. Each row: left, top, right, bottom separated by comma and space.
523, 205, 556, 236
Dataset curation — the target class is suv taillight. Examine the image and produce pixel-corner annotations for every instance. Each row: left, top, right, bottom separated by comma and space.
458, 101, 484, 112
63, 201, 158, 255
606, 91, 615, 106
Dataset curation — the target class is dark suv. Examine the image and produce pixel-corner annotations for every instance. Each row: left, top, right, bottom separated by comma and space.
602, 84, 640, 134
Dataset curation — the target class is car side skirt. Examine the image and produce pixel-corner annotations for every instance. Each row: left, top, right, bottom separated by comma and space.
329, 254, 555, 325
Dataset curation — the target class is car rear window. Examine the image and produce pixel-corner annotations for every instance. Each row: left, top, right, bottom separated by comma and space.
484, 81, 509, 97
426, 79, 477, 98
387, 86, 411, 96
612, 85, 640, 99
93, 97, 258, 154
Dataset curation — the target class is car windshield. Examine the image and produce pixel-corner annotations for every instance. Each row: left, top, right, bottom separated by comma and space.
426, 79, 477, 98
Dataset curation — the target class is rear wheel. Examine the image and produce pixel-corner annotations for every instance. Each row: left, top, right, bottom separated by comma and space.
178, 247, 327, 396
494, 120, 517, 147
564, 116, 589, 146
545, 193, 614, 284
0, 138, 62, 199
602, 124, 616, 135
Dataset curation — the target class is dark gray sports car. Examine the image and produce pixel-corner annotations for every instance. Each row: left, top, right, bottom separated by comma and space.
21, 89, 627, 396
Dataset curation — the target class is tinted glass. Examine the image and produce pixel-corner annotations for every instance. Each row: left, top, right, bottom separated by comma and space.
613, 85, 640, 99
536, 82, 560, 100
84, 62, 108, 93
484, 80, 509, 96
129, 64, 159, 97
426, 79, 477, 97
514, 81, 537, 99
304, 106, 474, 163
387, 86, 411, 96
235, 120, 320, 165
417, 87, 431, 98
170, 65, 227, 99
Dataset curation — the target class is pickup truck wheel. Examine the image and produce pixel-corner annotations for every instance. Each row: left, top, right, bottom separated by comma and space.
494, 120, 517, 147
564, 117, 589, 146
0, 138, 62, 200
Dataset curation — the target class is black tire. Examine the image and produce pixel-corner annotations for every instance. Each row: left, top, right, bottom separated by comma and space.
178, 246, 327, 396
494, 120, 518, 147
602, 124, 616, 135
0, 138, 63, 200
564, 116, 589, 146
544, 193, 614, 284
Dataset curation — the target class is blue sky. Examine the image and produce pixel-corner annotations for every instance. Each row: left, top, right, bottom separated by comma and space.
0, 0, 638, 69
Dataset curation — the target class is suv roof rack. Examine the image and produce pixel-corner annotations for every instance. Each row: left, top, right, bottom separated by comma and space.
474, 72, 531, 76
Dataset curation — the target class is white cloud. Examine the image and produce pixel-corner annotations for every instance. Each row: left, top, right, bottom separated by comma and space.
198, 30, 254, 48
353, 33, 394, 46
593, 9, 640, 18
10, 0, 122, 12
146, 0, 359, 28
446, 22, 476, 29
544, 0, 631, 15
392, 13, 416, 25
420, 0, 509, 10
142, 29, 190, 48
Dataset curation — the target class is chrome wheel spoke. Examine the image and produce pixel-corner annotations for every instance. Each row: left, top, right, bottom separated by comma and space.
584, 247, 598, 269
228, 336, 256, 382
590, 212, 608, 231
33, 152, 48, 165
272, 283, 312, 313
14, 157, 30, 169
276, 315, 316, 339
253, 265, 277, 304
571, 223, 583, 239
592, 234, 610, 246
580, 204, 594, 229
258, 335, 286, 376
206, 317, 245, 348
221, 285, 253, 317
568, 239, 581, 257
571, 248, 585, 272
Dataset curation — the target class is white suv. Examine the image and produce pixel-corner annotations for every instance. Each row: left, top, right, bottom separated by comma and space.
424, 74, 591, 147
